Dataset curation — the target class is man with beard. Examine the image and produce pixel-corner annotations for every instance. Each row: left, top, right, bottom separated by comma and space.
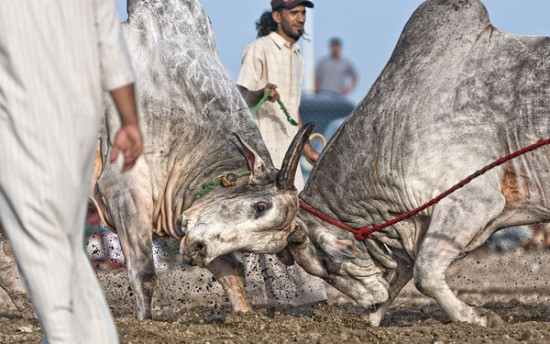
237, 0, 318, 191
234, 0, 327, 308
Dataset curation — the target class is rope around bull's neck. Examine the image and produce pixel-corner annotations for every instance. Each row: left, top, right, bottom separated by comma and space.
192, 171, 251, 204
252, 89, 298, 126
300, 137, 550, 241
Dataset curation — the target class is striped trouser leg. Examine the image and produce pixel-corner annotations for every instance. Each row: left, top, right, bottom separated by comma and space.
0, 111, 118, 343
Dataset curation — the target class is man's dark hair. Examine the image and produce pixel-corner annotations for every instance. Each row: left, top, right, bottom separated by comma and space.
256, 10, 280, 38
330, 37, 342, 46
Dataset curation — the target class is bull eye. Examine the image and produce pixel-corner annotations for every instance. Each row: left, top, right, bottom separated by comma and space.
254, 201, 269, 215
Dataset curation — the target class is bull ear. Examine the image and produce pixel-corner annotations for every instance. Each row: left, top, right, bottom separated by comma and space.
232, 133, 267, 179
277, 122, 315, 190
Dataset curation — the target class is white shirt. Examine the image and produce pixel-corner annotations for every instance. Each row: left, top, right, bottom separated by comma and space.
0, 0, 134, 125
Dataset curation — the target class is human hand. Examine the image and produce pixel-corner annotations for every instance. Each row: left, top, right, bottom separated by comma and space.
264, 83, 280, 102
341, 86, 351, 96
304, 142, 320, 165
305, 150, 320, 165
110, 123, 143, 172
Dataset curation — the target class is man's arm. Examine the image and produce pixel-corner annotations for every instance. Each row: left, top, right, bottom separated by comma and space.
303, 142, 320, 165
93, 0, 142, 171
343, 74, 358, 96
109, 84, 143, 172
314, 78, 320, 93
298, 114, 320, 164
236, 42, 282, 108
352, 74, 358, 90
314, 61, 322, 93
342, 61, 358, 96
93, 0, 134, 91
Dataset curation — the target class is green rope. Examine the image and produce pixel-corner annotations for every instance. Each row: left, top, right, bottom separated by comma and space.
192, 171, 251, 203
252, 91, 271, 115
251, 89, 298, 126
276, 99, 299, 126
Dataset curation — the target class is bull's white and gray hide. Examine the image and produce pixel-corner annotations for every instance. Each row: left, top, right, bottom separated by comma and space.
91, 0, 325, 320
183, 0, 550, 326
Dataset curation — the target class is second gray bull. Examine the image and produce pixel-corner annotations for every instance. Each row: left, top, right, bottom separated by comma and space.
182, 0, 550, 326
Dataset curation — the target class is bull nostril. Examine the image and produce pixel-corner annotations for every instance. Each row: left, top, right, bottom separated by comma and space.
194, 242, 206, 255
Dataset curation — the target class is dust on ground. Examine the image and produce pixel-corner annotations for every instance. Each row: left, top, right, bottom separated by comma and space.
2, 251, 550, 343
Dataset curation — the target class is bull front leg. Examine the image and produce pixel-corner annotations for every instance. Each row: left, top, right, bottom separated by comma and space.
116, 222, 158, 320
206, 253, 252, 312
362, 254, 413, 326
101, 181, 158, 320
414, 184, 506, 326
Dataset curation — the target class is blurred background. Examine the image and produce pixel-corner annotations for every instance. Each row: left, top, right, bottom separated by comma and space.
116, 0, 550, 105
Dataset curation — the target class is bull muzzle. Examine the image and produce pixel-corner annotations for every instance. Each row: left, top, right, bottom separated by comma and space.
181, 236, 210, 267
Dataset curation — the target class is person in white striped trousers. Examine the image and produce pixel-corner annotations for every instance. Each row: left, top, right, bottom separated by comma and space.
0, 0, 143, 342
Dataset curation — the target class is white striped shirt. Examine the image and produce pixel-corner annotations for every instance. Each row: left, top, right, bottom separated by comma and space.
0, 0, 133, 342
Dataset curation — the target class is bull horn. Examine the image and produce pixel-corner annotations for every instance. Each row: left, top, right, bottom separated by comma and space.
277, 122, 315, 190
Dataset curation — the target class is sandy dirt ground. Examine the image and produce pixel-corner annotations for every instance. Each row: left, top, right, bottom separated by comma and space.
2, 250, 550, 343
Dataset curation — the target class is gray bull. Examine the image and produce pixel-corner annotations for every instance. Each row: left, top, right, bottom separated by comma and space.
91, 0, 313, 320
183, 0, 550, 326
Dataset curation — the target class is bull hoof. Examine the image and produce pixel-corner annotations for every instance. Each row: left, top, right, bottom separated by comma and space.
137, 312, 153, 321
360, 304, 384, 327
361, 312, 382, 327
233, 303, 253, 313
478, 308, 506, 327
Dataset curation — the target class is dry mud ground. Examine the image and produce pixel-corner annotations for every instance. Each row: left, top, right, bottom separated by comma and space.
3, 251, 550, 343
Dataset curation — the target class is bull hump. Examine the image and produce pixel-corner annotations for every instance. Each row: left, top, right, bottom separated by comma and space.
401, 0, 490, 48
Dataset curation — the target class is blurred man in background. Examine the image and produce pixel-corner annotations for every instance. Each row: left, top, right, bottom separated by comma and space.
315, 37, 358, 97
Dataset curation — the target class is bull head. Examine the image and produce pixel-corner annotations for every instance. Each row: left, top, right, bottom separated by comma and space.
180, 123, 315, 267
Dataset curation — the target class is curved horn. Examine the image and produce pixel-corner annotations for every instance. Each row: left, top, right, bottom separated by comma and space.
277, 122, 315, 190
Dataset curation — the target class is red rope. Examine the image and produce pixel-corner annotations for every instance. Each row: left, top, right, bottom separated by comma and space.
300, 137, 550, 241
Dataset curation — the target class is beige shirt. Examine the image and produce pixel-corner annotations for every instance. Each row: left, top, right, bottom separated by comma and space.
237, 32, 305, 189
